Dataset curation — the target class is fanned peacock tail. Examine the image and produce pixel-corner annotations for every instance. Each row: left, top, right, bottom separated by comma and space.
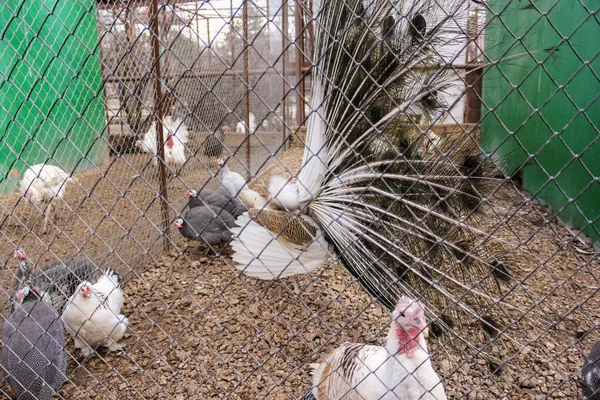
302, 0, 511, 330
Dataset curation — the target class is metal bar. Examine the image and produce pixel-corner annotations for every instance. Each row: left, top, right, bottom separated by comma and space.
244, 0, 251, 178
294, 0, 305, 125
282, 0, 288, 150
150, 0, 171, 249
463, 4, 483, 124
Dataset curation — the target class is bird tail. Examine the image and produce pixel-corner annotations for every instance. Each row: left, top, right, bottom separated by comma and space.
230, 212, 331, 280
300, 390, 317, 400
296, 0, 512, 331
307, 363, 320, 376
100, 268, 121, 287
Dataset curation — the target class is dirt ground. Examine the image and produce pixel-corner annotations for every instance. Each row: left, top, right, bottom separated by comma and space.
0, 138, 598, 399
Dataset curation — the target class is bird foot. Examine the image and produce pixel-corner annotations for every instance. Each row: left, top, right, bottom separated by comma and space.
106, 342, 123, 353
79, 346, 94, 358
292, 280, 301, 296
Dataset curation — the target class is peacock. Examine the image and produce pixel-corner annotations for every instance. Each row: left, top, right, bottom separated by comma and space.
230, 0, 510, 335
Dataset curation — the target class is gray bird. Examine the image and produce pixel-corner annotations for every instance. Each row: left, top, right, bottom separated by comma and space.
583, 339, 600, 399
2, 284, 67, 400
186, 189, 247, 218
11, 247, 97, 312
173, 205, 236, 255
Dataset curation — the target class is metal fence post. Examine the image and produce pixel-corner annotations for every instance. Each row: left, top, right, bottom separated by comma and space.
150, 0, 171, 249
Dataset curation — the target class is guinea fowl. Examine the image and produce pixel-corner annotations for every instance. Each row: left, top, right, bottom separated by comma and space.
2, 284, 67, 400
61, 268, 128, 357
215, 159, 249, 196
203, 125, 229, 158
307, 297, 445, 400
187, 189, 247, 218
230, 0, 509, 336
11, 247, 97, 313
173, 205, 236, 255
19, 163, 72, 233
583, 339, 600, 399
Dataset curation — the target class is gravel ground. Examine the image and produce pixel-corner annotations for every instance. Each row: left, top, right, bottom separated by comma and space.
0, 138, 598, 399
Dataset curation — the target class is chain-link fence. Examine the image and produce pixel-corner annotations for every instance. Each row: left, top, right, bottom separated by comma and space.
0, 0, 598, 398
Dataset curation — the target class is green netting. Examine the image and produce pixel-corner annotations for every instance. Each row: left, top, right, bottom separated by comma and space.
0, 0, 106, 193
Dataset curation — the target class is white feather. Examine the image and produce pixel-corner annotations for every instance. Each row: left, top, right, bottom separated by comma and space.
230, 213, 331, 279
311, 300, 446, 400
238, 189, 268, 209
61, 270, 127, 357
267, 175, 300, 212
297, 79, 329, 203
20, 164, 71, 204
236, 121, 245, 133
217, 165, 249, 196
235, 113, 256, 134
136, 116, 189, 167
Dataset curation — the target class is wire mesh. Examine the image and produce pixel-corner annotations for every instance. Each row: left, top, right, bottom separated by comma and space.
0, 0, 598, 399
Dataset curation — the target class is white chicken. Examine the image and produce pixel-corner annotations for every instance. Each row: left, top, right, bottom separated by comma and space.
19, 163, 72, 233
215, 159, 249, 196
61, 268, 128, 357
308, 297, 446, 400
136, 116, 189, 173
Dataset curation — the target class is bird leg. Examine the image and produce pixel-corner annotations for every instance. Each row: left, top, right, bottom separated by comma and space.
42, 199, 52, 234
292, 280, 301, 296
202, 246, 214, 258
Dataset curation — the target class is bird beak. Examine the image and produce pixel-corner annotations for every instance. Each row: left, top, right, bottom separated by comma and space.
173, 222, 183, 228
187, 191, 195, 197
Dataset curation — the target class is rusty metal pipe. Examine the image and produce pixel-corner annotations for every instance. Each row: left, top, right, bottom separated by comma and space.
150, 0, 171, 249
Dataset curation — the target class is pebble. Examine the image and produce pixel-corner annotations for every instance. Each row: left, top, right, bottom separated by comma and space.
519, 377, 538, 389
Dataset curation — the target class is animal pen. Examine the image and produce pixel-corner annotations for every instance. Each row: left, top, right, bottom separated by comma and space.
0, 0, 598, 399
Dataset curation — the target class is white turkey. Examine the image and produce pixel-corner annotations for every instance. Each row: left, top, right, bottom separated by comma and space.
10, 246, 97, 313
215, 159, 249, 196
306, 297, 445, 400
235, 112, 256, 134
2, 283, 67, 400
19, 163, 72, 233
61, 268, 128, 357
135, 116, 189, 174
583, 339, 600, 399
230, 0, 510, 337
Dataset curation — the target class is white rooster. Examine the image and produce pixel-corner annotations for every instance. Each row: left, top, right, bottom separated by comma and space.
61, 268, 128, 357
136, 116, 189, 173
307, 297, 446, 400
19, 163, 72, 233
